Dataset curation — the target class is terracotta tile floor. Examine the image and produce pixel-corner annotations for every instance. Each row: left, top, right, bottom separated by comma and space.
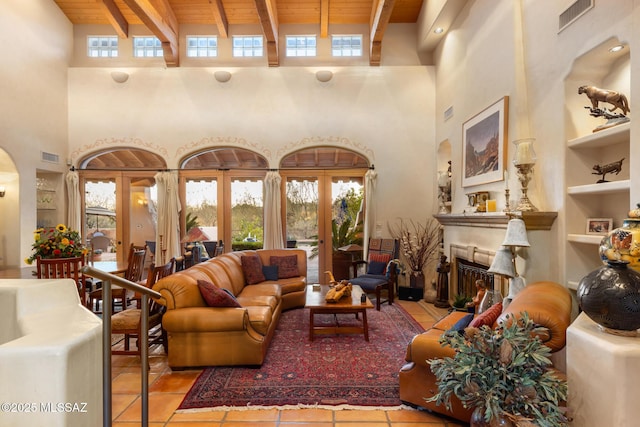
110, 300, 468, 426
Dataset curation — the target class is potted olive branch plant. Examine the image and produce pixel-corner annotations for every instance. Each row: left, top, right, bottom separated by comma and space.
427, 313, 569, 427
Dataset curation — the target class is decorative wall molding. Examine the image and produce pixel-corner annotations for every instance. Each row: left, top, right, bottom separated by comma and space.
176, 136, 273, 162
276, 136, 375, 163
69, 137, 168, 164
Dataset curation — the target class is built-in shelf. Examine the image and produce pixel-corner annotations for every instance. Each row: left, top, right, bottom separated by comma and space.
568, 122, 630, 149
567, 281, 579, 291
567, 234, 604, 244
567, 179, 630, 195
434, 211, 557, 230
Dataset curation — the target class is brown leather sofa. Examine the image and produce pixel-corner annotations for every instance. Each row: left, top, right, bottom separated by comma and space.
152, 249, 307, 368
399, 281, 572, 422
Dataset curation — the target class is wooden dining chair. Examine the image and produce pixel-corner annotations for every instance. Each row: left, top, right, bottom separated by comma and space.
111, 258, 175, 356
36, 256, 86, 304
87, 244, 147, 313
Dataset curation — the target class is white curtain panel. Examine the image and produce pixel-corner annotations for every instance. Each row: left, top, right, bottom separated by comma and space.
263, 171, 284, 250
155, 171, 182, 263
65, 170, 82, 232
363, 169, 377, 260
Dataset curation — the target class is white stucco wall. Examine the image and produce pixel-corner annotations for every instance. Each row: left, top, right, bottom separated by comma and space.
0, 0, 72, 268
433, 0, 638, 284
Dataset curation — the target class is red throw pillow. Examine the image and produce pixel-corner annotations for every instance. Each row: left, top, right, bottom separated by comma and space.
469, 302, 503, 328
270, 255, 299, 279
241, 254, 265, 285
197, 280, 241, 307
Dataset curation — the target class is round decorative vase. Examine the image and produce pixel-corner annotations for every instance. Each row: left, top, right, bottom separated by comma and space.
599, 208, 640, 272
577, 260, 640, 336
423, 281, 437, 303
470, 408, 514, 427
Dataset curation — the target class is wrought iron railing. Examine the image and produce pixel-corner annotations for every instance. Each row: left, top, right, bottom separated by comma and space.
82, 266, 161, 427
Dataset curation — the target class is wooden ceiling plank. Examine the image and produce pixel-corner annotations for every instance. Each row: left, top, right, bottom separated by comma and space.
253, 0, 279, 66
97, 0, 129, 38
122, 0, 180, 66
208, 0, 229, 38
369, 0, 395, 66
320, 0, 329, 38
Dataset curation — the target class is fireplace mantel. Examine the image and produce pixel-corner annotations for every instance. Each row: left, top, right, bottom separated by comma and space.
434, 211, 557, 230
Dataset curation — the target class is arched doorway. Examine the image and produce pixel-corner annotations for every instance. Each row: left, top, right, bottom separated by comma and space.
0, 149, 19, 269
78, 148, 167, 265
280, 147, 370, 283
180, 147, 269, 256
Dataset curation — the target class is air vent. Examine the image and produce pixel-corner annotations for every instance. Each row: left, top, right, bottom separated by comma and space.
41, 151, 60, 164
559, 0, 594, 32
444, 106, 454, 121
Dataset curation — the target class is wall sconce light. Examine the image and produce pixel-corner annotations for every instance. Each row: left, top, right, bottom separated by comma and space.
111, 71, 129, 83
315, 70, 333, 83
214, 70, 232, 83
0, 186, 5, 197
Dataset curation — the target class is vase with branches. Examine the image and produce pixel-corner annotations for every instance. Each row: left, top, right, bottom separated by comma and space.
388, 218, 442, 288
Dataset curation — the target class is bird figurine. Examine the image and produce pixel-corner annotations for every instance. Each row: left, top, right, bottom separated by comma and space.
324, 271, 338, 287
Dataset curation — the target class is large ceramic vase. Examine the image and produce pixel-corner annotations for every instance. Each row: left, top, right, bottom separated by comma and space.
577, 260, 640, 336
599, 206, 640, 272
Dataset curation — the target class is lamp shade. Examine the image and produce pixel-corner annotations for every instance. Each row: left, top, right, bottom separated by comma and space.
181, 226, 214, 243
502, 218, 530, 247
488, 246, 516, 278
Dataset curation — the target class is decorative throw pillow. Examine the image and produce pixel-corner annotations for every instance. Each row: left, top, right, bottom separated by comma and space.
270, 255, 299, 279
369, 253, 391, 274
241, 254, 265, 285
469, 302, 503, 328
448, 313, 474, 335
367, 261, 387, 275
197, 280, 241, 307
262, 265, 279, 281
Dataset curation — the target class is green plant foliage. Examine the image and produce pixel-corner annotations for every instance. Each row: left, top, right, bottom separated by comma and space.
185, 212, 200, 232
427, 313, 568, 427
452, 294, 472, 309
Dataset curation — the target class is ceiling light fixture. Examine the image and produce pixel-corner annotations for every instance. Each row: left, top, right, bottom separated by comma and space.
434, 27, 444, 34
214, 70, 232, 83
315, 70, 333, 83
110, 71, 129, 83
609, 44, 625, 53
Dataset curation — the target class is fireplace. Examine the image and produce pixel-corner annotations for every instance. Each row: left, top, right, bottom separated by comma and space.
449, 244, 508, 298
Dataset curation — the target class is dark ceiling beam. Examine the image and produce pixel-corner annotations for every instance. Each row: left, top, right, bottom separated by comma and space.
253, 0, 279, 66
208, 0, 229, 38
97, 0, 128, 39
320, 0, 329, 38
122, 0, 180, 67
369, 0, 396, 66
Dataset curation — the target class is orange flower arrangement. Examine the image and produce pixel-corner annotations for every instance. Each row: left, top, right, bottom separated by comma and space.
25, 224, 88, 265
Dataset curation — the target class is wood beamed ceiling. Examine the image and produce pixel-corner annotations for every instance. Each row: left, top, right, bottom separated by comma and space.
53, 0, 425, 66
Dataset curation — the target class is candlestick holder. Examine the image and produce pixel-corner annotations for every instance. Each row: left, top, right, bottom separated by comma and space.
503, 188, 511, 213
512, 138, 538, 212
515, 163, 538, 212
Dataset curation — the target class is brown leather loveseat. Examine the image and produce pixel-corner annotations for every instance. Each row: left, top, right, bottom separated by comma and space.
399, 281, 572, 422
153, 249, 307, 369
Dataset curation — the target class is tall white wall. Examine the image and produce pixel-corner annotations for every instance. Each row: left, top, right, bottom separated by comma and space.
0, 0, 72, 268
433, 0, 637, 284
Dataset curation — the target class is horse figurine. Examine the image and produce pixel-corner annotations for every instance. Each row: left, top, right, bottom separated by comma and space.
578, 85, 630, 116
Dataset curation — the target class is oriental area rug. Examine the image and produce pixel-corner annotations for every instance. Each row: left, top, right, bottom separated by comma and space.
177, 303, 426, 411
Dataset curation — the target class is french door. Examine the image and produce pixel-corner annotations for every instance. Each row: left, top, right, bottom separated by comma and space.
80, 171, 157, 266
281, 169, 365, 284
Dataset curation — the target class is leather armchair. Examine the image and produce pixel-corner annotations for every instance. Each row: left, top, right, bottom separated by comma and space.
399, 281, 572, 422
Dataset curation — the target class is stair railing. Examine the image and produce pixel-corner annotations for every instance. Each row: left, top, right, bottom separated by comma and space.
82, 266, 161, 427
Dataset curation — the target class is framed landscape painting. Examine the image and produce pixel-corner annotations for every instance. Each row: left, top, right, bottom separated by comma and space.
462, 96, 509, 187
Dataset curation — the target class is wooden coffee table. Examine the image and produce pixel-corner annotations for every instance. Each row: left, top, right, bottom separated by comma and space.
305, 284, 374, 341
